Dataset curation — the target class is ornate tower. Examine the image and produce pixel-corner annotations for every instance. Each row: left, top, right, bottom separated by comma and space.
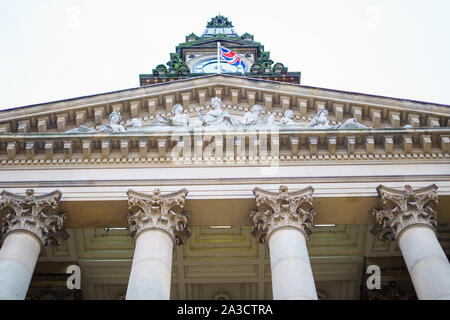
139, 15, 301, 85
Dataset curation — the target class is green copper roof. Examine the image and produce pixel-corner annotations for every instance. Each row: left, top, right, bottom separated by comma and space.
206, 15, 234, 28
201, 14, 239, 38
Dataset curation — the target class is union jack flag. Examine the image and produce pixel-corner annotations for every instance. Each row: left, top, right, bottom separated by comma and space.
220, 46, 246, 76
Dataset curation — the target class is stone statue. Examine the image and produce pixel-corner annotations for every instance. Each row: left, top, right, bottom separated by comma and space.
334, 118, 369, 129
280, 110, 297, 125
125, 104, 192, 132
279, 109, 309, 127
126, 118, 142, 128
241, 104, 275, 126
64, 101, 370, 134
64, 124, 96, 134
306, 109, 332, 129
148, 104, 190, 127
65, 110, 126, 133
198, 97, 240, 126
303, 108, 369, 130
98, 111, 126, 133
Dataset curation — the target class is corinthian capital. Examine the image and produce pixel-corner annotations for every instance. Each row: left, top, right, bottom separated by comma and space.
250, 185, 315, 244
0, 189, 68, 246
127, 188, 190, 245
371, 184, 438, 241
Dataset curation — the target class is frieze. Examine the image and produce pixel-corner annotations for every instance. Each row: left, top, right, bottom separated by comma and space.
63, 97, 368, 133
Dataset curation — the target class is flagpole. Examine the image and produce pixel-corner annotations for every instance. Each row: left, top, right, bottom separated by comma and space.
217, 41, 221, 74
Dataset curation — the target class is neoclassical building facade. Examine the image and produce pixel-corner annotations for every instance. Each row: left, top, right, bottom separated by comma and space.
0, 16, 449, 300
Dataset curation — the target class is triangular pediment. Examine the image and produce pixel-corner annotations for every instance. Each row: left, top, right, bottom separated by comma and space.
1, 74, 448, 135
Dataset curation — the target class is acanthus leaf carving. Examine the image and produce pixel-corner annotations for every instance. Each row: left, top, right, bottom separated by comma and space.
0, 189, 68, 246
127, 188, 190, 245
250, 185, 315, 243
371, 184, 438, 241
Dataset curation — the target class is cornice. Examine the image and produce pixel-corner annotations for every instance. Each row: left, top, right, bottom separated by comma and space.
0, 128, 448, 167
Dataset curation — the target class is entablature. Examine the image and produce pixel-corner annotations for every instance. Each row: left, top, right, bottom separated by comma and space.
0, 128, 449, 167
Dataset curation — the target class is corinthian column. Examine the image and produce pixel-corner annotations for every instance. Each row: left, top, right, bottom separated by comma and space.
125, 188, 190, 300
372, 184, 450, 300
250, 185, 317, 300
0, 189, 68, 300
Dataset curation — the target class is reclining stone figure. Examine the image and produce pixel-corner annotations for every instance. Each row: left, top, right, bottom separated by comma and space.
65, 110, 126, 133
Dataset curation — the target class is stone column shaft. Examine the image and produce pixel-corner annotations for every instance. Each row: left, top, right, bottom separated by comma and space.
125, 188, 190, 300
269, 228, 317, 299
398, 226, 450, 300
251, 185, 317, 300
126, 229, 174, 300
372, 184, 450, 300
0, 232, 41, 300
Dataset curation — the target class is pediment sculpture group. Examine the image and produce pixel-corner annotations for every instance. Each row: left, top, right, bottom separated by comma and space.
66, 97, 368, 134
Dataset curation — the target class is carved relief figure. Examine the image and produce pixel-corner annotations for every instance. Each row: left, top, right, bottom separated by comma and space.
198, 97, 240, 126
65, 124, 97, 134
148, 104, 190, 127
98, 111, 126, 133
279, 109, 308, 127
65, 99, 369, 134
280, 110, 297, 125
65, 110, 126, 133
306, 109, 332, 129
334, 118, 369, 129
301, 108, 369, 130
241, 105, 275, 126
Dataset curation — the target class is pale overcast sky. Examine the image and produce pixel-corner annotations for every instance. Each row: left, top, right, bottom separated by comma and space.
0, 0, 449, 110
